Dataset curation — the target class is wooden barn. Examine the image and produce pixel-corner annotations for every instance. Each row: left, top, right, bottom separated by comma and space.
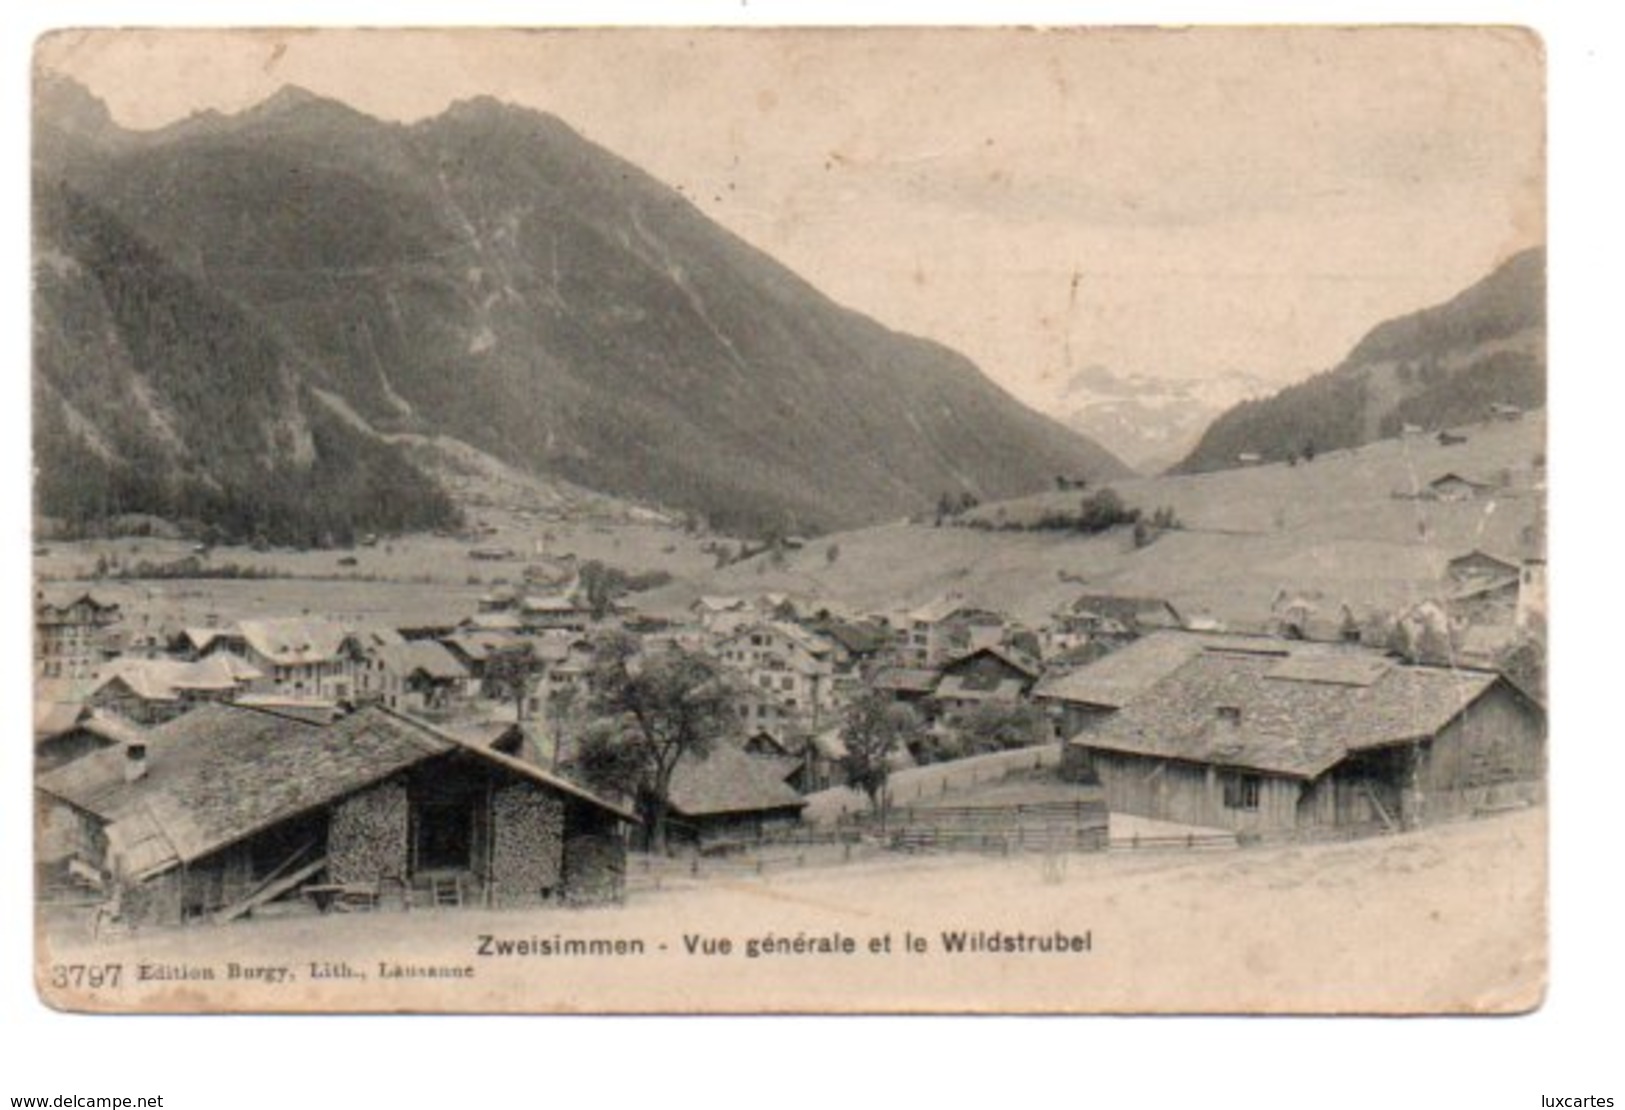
35, 703, 635, 928
932, 645, 1041, 722
662, 744, 808, 850
34, 706, 146, 773
1034, 632, 1207, 741
1065, 636, 1545, 838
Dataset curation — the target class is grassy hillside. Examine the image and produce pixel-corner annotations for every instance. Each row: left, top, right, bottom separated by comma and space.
646, 411, 1546, 627
36, 80, 1126, 541
32, 182, 461, 546
1175, 249, 1544, 475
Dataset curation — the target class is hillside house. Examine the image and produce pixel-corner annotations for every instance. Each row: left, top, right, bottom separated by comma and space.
35, 591, 122, 680
870, 666, 942, 714
439, 631, 521, 686
233, 618, 352, 701
1425, 472, 1495, 502
662, 744, 808, 850
931, 646, 1041, 722
1446, 549, 1521, 588
358, 641, 472, 714
178, 625, 250, 661
1066, 639, 1545, 838
717, 622, 838, 729
532, 636, 596, 710
519, 594, 594, 635
35, 704, 635, 926
477, 586, 520, 613
895, 596, 1008, 668
691, 596, 754, 635
1067, 593, 1184, 635
460, 611, 524, 635
87, 655, 261, 725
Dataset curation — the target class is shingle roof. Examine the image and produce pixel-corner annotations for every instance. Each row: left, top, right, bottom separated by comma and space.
872, 667, 942, 695
1076, 649, 1505, 779
440, 631, 518, 663
373, 640, 468, 681
1033, 632, 1212, 708
811, 620, 889, 656
34, 698, 86, 739
464, 612, 523, 632
1447, 549, 1521, 575
240, 617, 348, 665
46, 704, 637, 880
935, 675, 1028, 704
942, 644, 1042, 680
667, 744, 808, 818
91, 656, 260, 703
1064, 593, 1183, 629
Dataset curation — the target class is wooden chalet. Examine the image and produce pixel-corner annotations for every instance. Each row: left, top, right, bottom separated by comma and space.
35, 703, 635, 927
34, 591, 121, 681
1425, 472, 1496, 502
662, 744, 808, 850
932, 645, 1040, 721
1066, 637, 1545, 838
34, 706, 147, 773
356, 640, 472, 713
87, 655, 261, 725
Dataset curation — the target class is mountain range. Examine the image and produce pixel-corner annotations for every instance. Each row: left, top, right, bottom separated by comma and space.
1045, 364, 1275, 474
32, 75, 1127, 544
1173, 247, 1545, 474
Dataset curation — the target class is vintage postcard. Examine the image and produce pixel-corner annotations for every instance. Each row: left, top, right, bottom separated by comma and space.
30, 25, 1546, 1014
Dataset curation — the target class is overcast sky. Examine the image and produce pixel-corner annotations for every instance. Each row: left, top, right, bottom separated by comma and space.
37, 27, 1544, 414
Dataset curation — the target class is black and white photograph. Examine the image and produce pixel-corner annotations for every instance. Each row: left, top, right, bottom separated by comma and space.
26, 25, 1556, 1019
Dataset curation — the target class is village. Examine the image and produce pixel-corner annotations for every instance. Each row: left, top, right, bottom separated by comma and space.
32, 427, 1548, 941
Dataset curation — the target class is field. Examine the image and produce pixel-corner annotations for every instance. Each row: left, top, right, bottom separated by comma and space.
40, 808, 1546, 1014
645, 411, 1546, 626
34, 513, 721, 631
35, 413, 1542, 635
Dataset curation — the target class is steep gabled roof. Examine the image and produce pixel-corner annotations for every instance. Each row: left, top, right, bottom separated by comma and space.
1034, 632, 1210, 708
667, 744, 807, 818
1064, 593, 1184, 630
1076, 649, 1510, 779
48, 704, 637, 881
941, 644, 1042, 680
871, 667, 942, 695
373, 640, 468, 681
239, 617, 348, 665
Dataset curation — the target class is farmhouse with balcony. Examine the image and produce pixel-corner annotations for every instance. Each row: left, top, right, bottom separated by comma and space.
717, 621, 838, 728
35, 590, 122, 681
898, 595, 1008, 668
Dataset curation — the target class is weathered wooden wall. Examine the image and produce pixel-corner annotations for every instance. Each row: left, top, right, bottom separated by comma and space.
1089, 750, 1302, 832
328, 778, 410, 884
1417, 683, 1546, 821
487, 782, 565, 907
